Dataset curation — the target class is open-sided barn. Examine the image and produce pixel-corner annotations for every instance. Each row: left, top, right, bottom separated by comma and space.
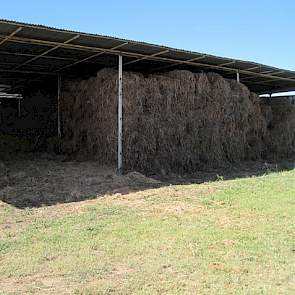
0, 19, 294, 173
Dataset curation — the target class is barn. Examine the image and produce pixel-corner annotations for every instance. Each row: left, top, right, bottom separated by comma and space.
0, 19, 295, 174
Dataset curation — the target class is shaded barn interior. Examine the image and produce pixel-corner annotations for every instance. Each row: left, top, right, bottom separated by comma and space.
0, 81, 58, 156
0, 19, 294, 173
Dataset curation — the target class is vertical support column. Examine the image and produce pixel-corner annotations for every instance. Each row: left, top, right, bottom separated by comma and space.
267, 93, 272, 104
17, 98, 21, 118
118, 55, 123, 174
236, 70, 240, 82
57, 75, 61, 139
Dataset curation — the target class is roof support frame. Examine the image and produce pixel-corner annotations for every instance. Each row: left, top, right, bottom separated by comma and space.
55, 42, 129, 72
0, 49, 91, 62
123, 49, 169, 66
244, 65, 261, 71
13, 34, 80, 70
241, 70, 287, 82
0, 61, 56, 69
0, 68, 59, 76
152, 54, 208, 72
188, 55, 208, 62
260, 70, 275, 74
250, 77, 291, 84
271, 70, 286, 76
0, 33, 295, 83
218, 61, 236, 67
0, 26, 22, 46
259, 70, 285, 75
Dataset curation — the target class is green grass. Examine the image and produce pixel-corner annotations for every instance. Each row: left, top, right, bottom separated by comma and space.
0, 170, 295, 294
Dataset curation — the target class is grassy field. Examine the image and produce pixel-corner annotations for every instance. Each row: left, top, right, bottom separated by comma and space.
0, 168, 295, 294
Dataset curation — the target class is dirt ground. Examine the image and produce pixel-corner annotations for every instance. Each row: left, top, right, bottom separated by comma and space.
0, 153, 294, 209
0, 153, 162, 209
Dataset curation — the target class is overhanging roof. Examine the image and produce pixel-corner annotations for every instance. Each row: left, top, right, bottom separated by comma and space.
0, 19, 295, 94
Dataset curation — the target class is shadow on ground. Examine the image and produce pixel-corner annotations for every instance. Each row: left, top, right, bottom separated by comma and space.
0, 153, 294, 209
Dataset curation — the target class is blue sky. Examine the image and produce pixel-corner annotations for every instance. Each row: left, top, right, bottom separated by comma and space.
1, 0, 294, 71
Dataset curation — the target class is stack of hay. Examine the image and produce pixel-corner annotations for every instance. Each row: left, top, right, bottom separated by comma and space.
61, 68, 293, 173
261, 97, 295, 159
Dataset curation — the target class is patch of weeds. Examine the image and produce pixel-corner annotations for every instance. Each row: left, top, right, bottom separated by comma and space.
263, 162, 279, 175
0, 239, 15, 254
215, 174, 224, 181
85, 225, 103, 237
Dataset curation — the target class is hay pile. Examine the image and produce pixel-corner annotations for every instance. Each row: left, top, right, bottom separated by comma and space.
261, 97, 295, 158
61, 68, 293, 173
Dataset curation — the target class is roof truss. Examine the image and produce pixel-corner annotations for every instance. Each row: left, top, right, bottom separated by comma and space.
0, 20, 294, 94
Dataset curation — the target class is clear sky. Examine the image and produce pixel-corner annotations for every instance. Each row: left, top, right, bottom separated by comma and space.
1, 0, 295, 72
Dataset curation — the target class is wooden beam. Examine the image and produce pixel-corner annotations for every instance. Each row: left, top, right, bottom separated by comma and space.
244, 65, 261, 71
0, 50, 84, 62
0, 68, 59, 76
0, 27, 22, 46
152, 55, 208, 72
55, 42, 128, 72
124, 49, 169, 66
0, 61, 54, 69
13, 34, 80, 70
218, 61, 236, 67
241, 70, 287, 82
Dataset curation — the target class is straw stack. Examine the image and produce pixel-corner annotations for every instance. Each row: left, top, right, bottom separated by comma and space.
61, 68, 293, 173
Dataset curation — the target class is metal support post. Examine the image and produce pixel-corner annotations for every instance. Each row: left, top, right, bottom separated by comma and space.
118, 55, 123, 174
57, 75, 61, 138
17, 98, 21, 118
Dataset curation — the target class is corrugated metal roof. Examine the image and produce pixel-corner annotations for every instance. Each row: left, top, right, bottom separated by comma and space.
0, 18, 294, 94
